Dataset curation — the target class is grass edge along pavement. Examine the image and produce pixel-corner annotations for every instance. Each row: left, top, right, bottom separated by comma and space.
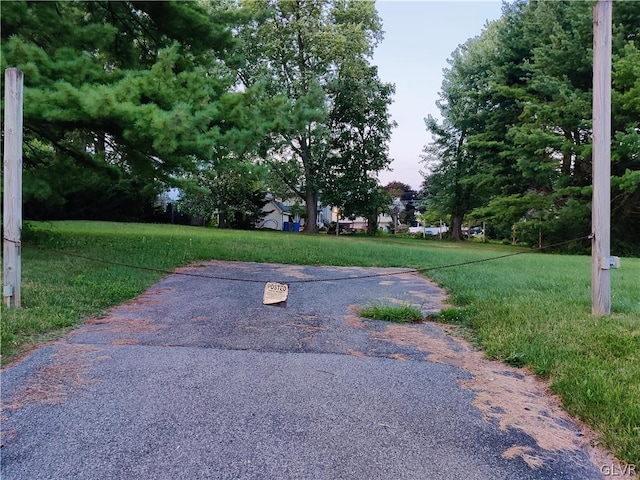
358, 303, 424, 323
1, 220, 639, 465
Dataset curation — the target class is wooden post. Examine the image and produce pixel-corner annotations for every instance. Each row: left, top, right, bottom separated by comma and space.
592, 0, 612, 315
3, 68, 24, 308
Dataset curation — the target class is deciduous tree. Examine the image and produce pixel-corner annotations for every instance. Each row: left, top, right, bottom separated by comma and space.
236, 0, 390, 233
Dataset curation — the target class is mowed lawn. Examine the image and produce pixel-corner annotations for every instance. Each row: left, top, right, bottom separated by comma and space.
2, 221, 639, 464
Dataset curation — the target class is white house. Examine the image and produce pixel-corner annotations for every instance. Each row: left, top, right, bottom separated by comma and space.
409, 224, 449, 236
257, 199, 292, 230
330, 212, 394, 233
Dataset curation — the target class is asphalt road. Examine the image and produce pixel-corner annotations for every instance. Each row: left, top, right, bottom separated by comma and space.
1, 261, 611, 479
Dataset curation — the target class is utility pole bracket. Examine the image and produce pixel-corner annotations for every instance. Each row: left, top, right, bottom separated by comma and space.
3, 284, 14, 298
599, 256, 620, 270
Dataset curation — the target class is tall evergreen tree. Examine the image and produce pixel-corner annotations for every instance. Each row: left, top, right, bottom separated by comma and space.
422, 0, 640, 253
1, 1, 239, 219
422, 27, 503, 241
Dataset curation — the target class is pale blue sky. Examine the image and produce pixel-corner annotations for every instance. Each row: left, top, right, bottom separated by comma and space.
373, 1, 504, 190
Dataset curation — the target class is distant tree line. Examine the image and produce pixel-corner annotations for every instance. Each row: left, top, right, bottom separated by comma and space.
4, 1, 638, 251
422, 0, 640, 255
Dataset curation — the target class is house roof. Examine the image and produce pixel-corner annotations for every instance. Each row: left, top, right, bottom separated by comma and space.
274, 201, 291, 213
267, 199, 291, 215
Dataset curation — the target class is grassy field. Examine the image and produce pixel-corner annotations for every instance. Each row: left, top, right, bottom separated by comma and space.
2, 220, 639, 464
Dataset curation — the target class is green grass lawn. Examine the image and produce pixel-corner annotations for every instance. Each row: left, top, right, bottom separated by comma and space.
2, 220, 639, 464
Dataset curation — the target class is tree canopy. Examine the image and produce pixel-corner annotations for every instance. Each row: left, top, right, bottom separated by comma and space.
7, 0, 636, 248
422, 0, 640, 254
1, 1, 246, 220
2, 0, 394, 227
235, 0, 394, 232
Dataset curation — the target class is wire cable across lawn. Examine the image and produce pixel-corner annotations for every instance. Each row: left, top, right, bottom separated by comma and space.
23, 235, 592, 285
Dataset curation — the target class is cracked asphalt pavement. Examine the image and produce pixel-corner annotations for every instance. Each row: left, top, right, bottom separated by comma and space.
1, 261, 613, 479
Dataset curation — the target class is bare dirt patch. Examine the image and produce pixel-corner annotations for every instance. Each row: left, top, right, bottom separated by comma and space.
371, 323, 629, 474
344, 315, 366, 329
273, 265, 315, 279
3, 344, 105, 411
386, 353, 409, 361
111, 287, 175, 313
502, 445, 546, 469
178, 261, 315, 280
346, 349, 367, 358
344, 307, 367, 329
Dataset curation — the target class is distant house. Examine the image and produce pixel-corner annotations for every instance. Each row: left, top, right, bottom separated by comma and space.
378, 213, 394, 231
258, 195, 396, 232
317, 204, 333, 227
259, 196, 326, 231
328, 212, 394, 233
258, 199, 292, 231
409, 224, 449, 236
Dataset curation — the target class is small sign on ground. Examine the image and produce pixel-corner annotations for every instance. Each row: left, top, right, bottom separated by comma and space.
263, 282, 289, 307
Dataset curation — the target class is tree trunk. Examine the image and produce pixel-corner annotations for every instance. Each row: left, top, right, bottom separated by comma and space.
452, 214, 463, 242
367, 211, 379, 235
304, 189, 319, 233
391, 208, 400, 230
561, 130, 573, 175
95, 132, 106, 162
451, 131, 467, 243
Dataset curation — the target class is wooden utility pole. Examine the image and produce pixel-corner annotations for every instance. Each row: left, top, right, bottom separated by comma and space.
3, 68, 24, 308
592, 1, 612, 315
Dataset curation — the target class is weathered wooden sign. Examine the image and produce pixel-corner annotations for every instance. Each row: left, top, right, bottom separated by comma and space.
263, 282, 289, 306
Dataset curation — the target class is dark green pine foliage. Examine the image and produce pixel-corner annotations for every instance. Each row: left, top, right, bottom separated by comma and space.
422, 25, 505, 241
422, 0, 640, 254
1, 1, 238, 220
